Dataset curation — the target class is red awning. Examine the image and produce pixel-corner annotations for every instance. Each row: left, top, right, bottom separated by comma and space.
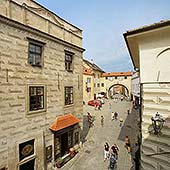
50, 114, 80, 131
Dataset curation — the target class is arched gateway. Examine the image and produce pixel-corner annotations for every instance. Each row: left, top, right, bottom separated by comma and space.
100, 72, 132, 100
108, 84, 129, 99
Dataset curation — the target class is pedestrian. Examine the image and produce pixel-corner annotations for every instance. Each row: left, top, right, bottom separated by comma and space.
87, 112, 93, 128
124, 136, 131, 153
127, 109, 130, 115
111, 111, 114, 121
108, 152, 117, 170
104, 142, 110, 161
119, 118, 123, 127
111, 144, 119, 160
98, 105, 101, 110
114, 112, 118, 120
101, 115, 104, 126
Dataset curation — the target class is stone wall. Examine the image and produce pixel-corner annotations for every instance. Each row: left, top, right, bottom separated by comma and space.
0, 14, 83, 170
0, 0, 82, 48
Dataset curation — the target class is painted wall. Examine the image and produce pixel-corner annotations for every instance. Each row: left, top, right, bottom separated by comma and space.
139, 30, 170, 83
100, 76, 132, 98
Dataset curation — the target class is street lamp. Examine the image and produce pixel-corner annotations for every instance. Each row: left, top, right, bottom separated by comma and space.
151, 112, 165, 135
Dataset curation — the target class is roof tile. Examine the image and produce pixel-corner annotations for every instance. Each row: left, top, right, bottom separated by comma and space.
50, 114, 80, 131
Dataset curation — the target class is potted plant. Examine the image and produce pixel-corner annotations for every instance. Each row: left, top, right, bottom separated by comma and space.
56, 157, 63, 168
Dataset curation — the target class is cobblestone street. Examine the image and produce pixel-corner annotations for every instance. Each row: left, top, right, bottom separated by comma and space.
61, 99, 140, 170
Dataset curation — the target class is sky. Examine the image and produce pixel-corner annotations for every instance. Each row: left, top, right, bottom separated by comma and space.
36, 0, 170, 72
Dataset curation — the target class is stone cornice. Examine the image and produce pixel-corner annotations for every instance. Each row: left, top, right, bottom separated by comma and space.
0, 14, 85, 52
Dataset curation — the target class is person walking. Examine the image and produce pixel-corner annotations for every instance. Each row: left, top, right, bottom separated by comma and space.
124, 136, 131, 153
87, 112, 93, 128
114, 112, 118, 120
127, 109, 130, 115
101, 115, 104, 126
111, 144, 119, 160
119, 118, 123, 127
111, 112, 114, 121
104, 142, 110, 162
108, 152, 117, 170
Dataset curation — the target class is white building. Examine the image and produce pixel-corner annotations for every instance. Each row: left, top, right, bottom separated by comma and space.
124, 20, 170, 170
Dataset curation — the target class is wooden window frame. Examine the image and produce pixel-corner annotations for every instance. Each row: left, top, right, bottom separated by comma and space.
29, 86, 44, 112
65, 86, 73, 105
65, 51, 74, 72
28, 39, 44, 67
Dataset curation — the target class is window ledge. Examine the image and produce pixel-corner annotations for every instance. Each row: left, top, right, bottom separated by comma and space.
66, 70, 73, 73
64, 104, 74, 108
30, 64, 42, 68
27, 109, 46, 115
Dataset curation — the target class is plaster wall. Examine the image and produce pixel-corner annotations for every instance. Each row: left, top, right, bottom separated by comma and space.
139, 32, 170, 83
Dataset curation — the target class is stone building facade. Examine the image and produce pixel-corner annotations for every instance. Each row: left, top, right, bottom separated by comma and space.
124, 20, 170, 170
100, 72, 132, 99
0, 0, 84, 170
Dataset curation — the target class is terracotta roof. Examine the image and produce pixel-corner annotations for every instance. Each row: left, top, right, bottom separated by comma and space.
101, 71, 132, 77
83, 66, 94, 75
50, 114, 80, 131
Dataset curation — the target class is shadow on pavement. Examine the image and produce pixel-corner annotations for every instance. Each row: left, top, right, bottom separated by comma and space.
117, 105, 134, 141
118, 105, 141, 170
80, 115, 96, 143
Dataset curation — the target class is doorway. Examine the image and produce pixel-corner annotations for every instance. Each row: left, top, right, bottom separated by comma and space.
20, 159, 35, 170
61, 133, 68, 157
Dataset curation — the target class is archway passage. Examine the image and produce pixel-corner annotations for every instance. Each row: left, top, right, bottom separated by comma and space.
108, 84, 129, 99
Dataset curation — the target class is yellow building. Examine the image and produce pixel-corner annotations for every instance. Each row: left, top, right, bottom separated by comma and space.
83, 59, 132, 101
100, 72, 132, 99
124, 20, 170, 170
83, 59, 104, 102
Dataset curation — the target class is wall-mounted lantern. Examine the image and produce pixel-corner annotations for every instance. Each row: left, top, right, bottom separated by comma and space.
151, 112, 165, 135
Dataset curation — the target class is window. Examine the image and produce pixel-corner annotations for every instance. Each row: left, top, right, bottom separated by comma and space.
98, 74, 100, 78
124, 76, 127, 79
94, 83, 96, 87
115, 76, 117, 79
19, 139, 35, 170
97, 83, 100, 87
29, 86, 44, 111
101, 83, 104, 87
65, 87, 73, 105
65, 51, 73, 71
87, 87, 91, 93
19, 139, 35, 161
105, 77, 108, 80
28, 42, 43, 67
87, 78, 91, 83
